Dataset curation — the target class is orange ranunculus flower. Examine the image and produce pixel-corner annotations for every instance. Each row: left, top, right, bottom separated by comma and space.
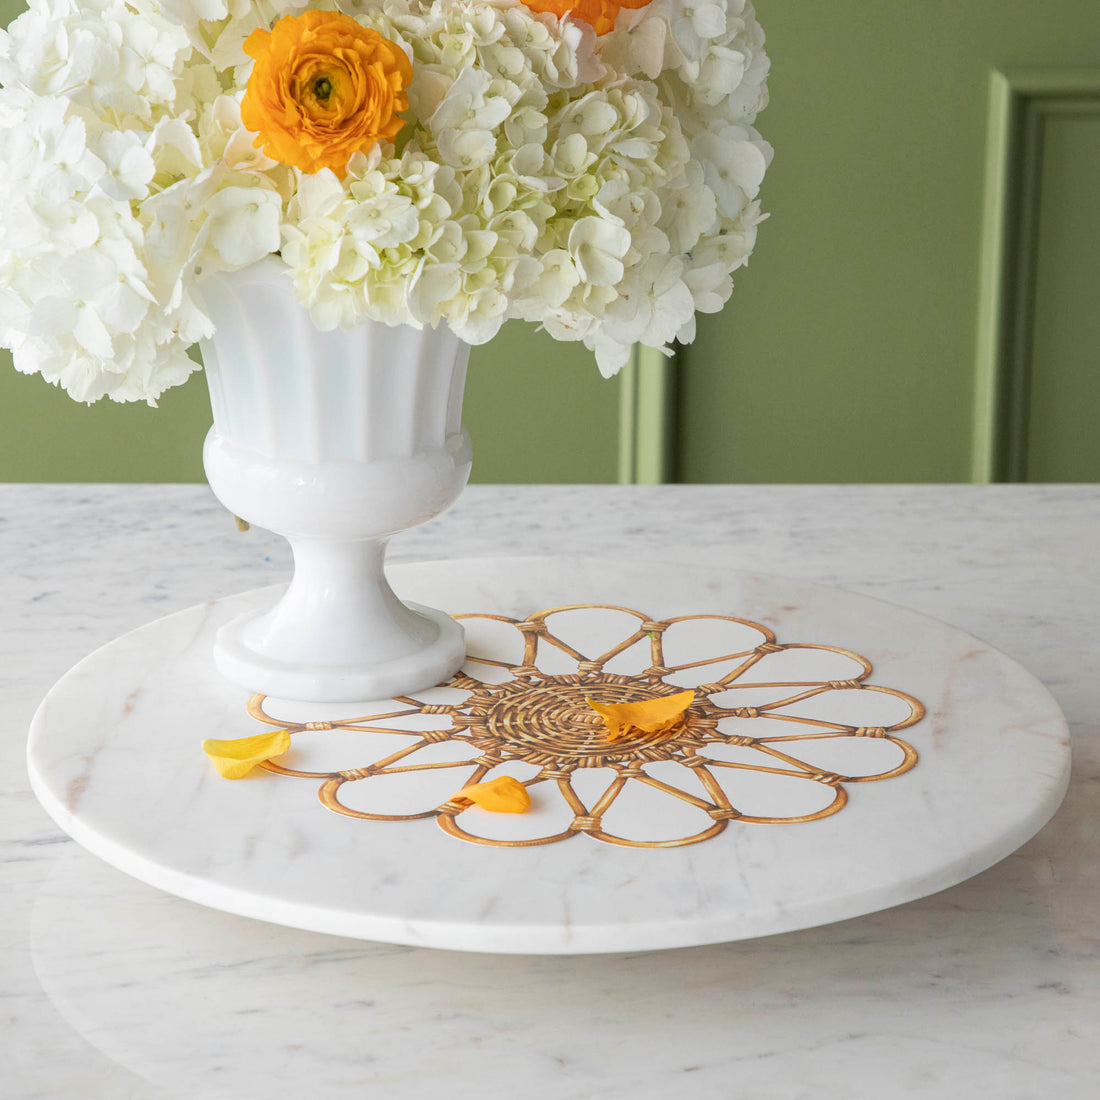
522, 0, 652, 36
241, 11, 412, 178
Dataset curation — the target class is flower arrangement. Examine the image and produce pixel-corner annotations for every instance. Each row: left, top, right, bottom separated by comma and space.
0, 0, 770, 403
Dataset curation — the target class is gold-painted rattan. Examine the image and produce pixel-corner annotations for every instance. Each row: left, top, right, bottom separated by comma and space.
252, 604, 924, 849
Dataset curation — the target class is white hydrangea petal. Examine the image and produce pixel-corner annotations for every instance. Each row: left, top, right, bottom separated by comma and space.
72, 303, 115, 358
149, 116, 205, 179
97, 130, 155, 201
592, 333, 634, 379
568, 217, 631, 288
437, 128, 497, 170
201, 186, 282, 267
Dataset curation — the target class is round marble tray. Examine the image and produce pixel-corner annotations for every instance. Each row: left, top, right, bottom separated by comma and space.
27, 556, 1070, 954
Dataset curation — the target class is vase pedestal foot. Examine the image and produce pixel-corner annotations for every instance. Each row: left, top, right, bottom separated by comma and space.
213, 601, 465, 703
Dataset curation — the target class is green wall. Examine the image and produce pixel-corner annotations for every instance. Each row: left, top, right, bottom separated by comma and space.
2, 0, 1099, 483
680, 0, 1100, 484
0, 325, 621, 483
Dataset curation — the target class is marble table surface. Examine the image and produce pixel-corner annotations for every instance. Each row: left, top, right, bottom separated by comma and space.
3, 482, 1098, 1099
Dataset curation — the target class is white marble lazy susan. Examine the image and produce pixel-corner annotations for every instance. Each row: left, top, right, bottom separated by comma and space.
27, 556, 1070, 954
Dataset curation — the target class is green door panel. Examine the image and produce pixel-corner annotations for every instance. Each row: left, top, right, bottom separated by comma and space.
1025, 112, 1100, 481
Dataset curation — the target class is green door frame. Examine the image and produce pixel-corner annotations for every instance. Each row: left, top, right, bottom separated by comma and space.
972, 68, 1100, 482
617, 345, 677, 485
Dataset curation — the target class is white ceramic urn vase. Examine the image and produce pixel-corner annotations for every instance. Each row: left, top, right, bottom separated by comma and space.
197, 258, 471, 703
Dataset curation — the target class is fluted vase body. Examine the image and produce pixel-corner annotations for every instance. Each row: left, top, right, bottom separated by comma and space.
197, 258, 471, 702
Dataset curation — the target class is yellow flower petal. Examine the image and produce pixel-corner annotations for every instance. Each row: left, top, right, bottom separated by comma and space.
586, 690, 695, 742
202, 729, 292, 779
451, 776, 531, 813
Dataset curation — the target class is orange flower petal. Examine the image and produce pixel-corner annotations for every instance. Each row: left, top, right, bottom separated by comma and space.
202, 729, 291, 779
451, 776, 532, 813
586, 690, 695, 742
521, 0, 625, 36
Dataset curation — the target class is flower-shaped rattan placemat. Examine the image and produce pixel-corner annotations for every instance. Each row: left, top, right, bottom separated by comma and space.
253, 603, 924, 849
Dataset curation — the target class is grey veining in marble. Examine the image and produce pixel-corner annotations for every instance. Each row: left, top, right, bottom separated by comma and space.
3, 483, 1099, 1098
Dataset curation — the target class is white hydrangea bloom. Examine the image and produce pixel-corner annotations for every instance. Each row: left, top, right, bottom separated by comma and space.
0, 0, 190, 121
0, 0, 769, 401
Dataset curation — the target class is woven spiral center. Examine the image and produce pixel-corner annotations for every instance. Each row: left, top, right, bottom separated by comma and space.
474, 677, 706, 763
